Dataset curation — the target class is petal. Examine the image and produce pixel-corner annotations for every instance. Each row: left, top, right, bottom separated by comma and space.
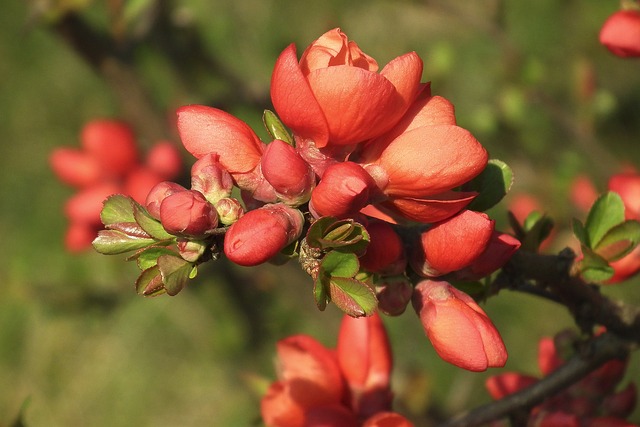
379, 191, 477, 224
261, 381, 306, 427
176, 105, 263, 172
271, 44, 330, 148
378, 52, 424, 120
376, 125, 488, 198
485, 373, 538, 400
50, 147, 102, 188
363, 412, 414, 427
81, 120, 139, 178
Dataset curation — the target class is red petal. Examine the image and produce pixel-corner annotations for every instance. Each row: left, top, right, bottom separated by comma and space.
485, 373, 538, 400
380, 191, 477, 224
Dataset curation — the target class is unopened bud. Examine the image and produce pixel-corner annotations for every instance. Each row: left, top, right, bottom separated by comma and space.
191, 153, 234, 204
177, 239, 207, 263
160, 190, 218, 237
359, 221, 406, 275
261, 139, 315, 206
215, 197, 244, 225
376, 275, 413, 316
145, 181, 187, 219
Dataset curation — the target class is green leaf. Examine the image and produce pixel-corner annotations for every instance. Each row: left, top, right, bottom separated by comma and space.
133, 204, 173, 240
263, 109, 294, 146
572, 218, 589, 247
320, 251, 360, 278
306, 217, 340, 249
100, 194, 136, 226
157, 255, 194, 296
329, 277, 377, 317
585, 192, 625, 249
135, 265, 166, 297
466, 159, 514, 212
92, 230, 156, 255
594, 220, 640, 262
579, 247, 614, 283
127, 245, 177, 270
313, 275, 329, 311
520, 213, 554, 252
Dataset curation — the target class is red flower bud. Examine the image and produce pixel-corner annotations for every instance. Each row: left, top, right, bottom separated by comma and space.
412, 280, 507, 371
159, 190, 218, 237
602, 383, 637, 419
410, 210, 494, 277
359, 221, 406, 275
191, 154, 234, 204
337, 313, 393, 418
310, 162, 379, 218
261, 139, 314, 206
454, 231, 521, 280
271, 28, 423, 148
375, 276, 414, 316
145, 141, 183, 180
50, 148, 102, 188
214, 197, 244, 225
145, 181, 187, 220
599, 10, 640, 58
224, 204, 304, 266
608, 173, 640, 221
176, 105, 264, 173
81, 120, 138, 178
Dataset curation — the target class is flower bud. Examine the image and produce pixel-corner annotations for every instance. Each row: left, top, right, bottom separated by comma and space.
412, 280, 507, 371
159, 190, 218, 237
337, 313, 393, 419
608, 173, 640, 220
359, 221, 406, 275
310, 162, 380, 218
191, 154, 234, 204
261, 139, 315, 206
375, 276, 414, 316
410, 210, 494, 277
454, 231, 521, 280
145, 181, 187, 220
224, 204, 304, 266
81, 119, 138, 178
177, 239, 207, 263
146, 141, 183, 180
599, 10, 640, 58
215, 197, 244, 225
50, 148, 102, 188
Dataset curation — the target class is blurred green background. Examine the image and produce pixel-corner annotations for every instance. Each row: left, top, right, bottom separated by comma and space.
1, 0, 640, 425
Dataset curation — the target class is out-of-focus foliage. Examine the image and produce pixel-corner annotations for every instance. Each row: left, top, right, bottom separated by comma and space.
1, 0, 639, 425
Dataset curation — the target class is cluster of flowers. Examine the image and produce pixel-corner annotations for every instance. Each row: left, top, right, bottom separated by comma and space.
486, 330, 637, 427
112, 28, 521, 371
600, 5, 640, 58
50, 120, 183, 251
261, 314, 411, 427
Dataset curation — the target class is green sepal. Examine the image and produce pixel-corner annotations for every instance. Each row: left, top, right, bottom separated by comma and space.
329, 277, 377, 317
135, 265, 166, 297
465, 159, 514, 212
593, 220, 640, 262
263, 109, 294, 146
585, 192, 625, 249
307, 217, 370, 255
157, 254, 195, 296
92, 230, 156, 255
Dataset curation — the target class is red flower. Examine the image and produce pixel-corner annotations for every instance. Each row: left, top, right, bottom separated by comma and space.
224, 204, 304, 266
358, 92, 487, 223
412, 280, 507, 371
410, 210, 494, 277
608, 173, 640, 221
261, 139, 315, 206
271, 28, 423, 148
359, 221, 406, 275
599, 10, 640, 58
80, 119, 138, 178
146, 141, 183, 180
159, 190, 218, 237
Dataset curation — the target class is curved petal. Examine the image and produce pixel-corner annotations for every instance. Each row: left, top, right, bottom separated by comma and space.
176, 105, 263, 173
380, 191, 477, 224
376, 125, 488, 197
271, 44, 330, 148
306, 66, 398, 145
378, 51, 424, 119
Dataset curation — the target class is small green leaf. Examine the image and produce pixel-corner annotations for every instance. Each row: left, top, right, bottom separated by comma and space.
520, 213, 554, 252
92, 230, 156, 255
188, 265, 198, 279
101, 194, 136, 226
321, 251, 360, 278
329, 277, 377, 317
133, 204, 173, 240
579, 247, 615, 283
585, 192, 625, 249
127, 246, 177, 270
466, 159, 514, 212
157, 255, 194, 296
594, 220, 640, 262
572, 218, 589, 247
306, 217, 340, 249
313, 275, 329, 311
263, 110, 294, 146
135, 265, 166, 297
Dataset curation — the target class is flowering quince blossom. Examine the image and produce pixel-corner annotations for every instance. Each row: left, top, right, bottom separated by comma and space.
412, 280, 508, 371
261, 314, 412, 427
50, 119, 182, 251
485, 332, 638, 426
599, 9, 640, 58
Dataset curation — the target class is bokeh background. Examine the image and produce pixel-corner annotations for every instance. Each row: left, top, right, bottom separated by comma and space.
1, 0, 640, 425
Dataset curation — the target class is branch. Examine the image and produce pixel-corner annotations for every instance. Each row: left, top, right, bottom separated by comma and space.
439, 332, 632, 427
